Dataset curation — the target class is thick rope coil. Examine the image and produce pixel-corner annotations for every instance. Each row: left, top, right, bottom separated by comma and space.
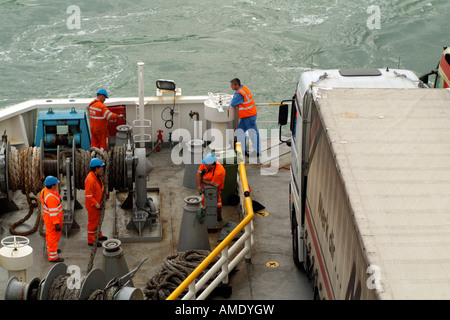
74, 148, 91, 190
7, 147, 42, 195
6, 144, 127, 236
9, 146, 127, 193
46, 274, 122, 300
109, 146, 125, 191
86, 277, 121, 300
8, 149, 20, 192
31, 146, 41, 194
143, 250, 220, 300
87, 286, 117, 300
47, 275, 87, 300
90, 147, 109, 191
8, 147, 44, 236
22, 147, 30, 195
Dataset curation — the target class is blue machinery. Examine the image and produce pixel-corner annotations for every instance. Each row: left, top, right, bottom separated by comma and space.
35, 107, 91, 152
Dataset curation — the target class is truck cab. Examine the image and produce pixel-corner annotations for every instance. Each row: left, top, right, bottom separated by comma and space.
419, 46, 450, 88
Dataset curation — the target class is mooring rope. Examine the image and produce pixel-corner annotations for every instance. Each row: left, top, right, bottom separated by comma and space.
46, 274, 120, 300
8, 147, 43, 235
9, 195, 41, 236
47, 275, 87, 300
86, 278, 122, 300
86, 190, 107, 274
143, 250, 219, 300
8, 146, 43, 194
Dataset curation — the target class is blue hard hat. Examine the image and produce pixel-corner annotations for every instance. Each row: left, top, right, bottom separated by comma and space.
90, 158, 105, 168
97, 89, 109, 98
45, 176, 60, 187
202, 153, 217, 165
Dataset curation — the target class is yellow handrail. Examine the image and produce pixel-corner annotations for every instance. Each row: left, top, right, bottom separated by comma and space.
166, 142, 255, 300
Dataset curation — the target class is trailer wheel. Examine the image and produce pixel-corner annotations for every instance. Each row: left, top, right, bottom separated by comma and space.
313, 287, 320, 300
291, 212, 304, 271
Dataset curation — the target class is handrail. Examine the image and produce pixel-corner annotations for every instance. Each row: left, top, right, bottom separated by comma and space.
166, 142, 255, 300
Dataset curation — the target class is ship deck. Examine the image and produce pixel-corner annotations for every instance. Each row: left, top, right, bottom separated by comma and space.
0, 140, 313, 300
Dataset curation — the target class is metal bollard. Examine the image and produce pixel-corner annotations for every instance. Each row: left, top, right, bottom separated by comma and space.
177, 196, 210, 252
182, 139, 204, 190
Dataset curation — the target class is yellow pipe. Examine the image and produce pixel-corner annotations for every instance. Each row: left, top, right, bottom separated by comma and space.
255, 103, 281, 106
166, 142, 254, 300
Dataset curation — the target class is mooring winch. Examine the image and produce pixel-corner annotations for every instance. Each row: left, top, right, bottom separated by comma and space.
115, 124, 158, 238
34, 107, 91, 152
1, 236, 147, 300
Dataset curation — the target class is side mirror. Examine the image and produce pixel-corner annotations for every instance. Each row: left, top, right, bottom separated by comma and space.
419, 70, 436, 85
278, 104, 289, 126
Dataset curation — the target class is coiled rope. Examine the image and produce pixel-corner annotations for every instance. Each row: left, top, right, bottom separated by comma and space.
8, 147, 43, 236
8, 147, 42, 195
74, 146, 126, 192
45, 274, 120, 300
143, 250, 219, 300
47, 275, 87, 300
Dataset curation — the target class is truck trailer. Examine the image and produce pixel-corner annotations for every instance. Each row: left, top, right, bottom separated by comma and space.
279, 67, 450, 299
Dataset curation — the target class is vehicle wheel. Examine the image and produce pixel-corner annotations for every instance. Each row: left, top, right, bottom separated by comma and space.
313, 287, 320, 300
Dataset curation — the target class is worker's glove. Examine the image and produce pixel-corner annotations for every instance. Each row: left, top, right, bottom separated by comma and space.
95, 203, 101, 210
55, 224, 61, 232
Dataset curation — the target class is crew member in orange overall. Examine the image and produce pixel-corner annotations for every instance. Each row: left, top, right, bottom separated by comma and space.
41, 176, 64, 262
197, 153, 226, 221
84, 158, 108, 247
88, 89, 124, 151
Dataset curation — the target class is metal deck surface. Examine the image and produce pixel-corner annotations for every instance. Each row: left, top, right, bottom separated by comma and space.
0, 145, 313, 300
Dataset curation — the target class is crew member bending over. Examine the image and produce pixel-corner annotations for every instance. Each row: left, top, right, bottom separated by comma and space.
197, 153, 226, 221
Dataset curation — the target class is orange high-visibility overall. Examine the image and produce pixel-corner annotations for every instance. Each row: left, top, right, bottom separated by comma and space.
198, 162, 226, 208
40, 188, 63, 261
88, 99, 119, 150
236, 85, 257, 119
84, 171, 104, 244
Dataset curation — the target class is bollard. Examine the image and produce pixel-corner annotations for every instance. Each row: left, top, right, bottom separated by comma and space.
182, 140, 204, 190
177, 196, 210, 252
102, 239, 131, 286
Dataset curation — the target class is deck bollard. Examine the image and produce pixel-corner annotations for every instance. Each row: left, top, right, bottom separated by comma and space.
177, 196, 210, 252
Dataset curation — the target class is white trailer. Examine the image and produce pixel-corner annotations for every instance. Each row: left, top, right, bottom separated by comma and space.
278, 67, 450, 299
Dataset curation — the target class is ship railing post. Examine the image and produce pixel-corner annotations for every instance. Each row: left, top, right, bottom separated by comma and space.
188, 281, 196, 300
137, 62, 145, 149
221, 246, 229, 285
245, 221, 252, 263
